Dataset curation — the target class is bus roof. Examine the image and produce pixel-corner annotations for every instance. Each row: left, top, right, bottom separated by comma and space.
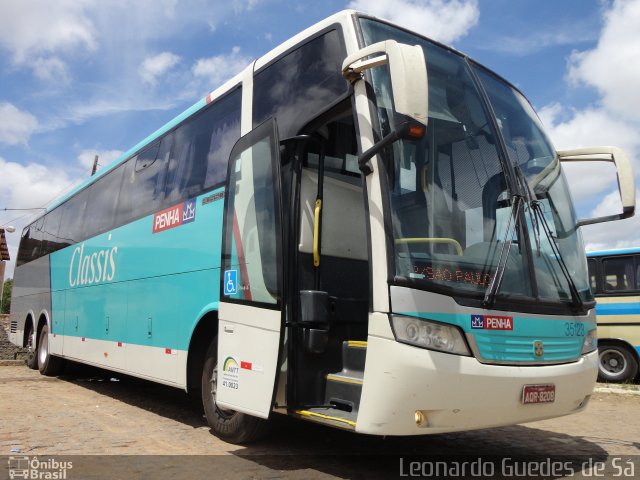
586, 247, 640, 257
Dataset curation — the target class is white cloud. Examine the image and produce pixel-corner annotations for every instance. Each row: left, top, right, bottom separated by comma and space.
139, 52, 181, 86
347, 0, 479, 44
30, 56, 71, 84
538, 104, 639, 203
0, 1, 96, 62
537, 0, 640, 252
0, 155, 82, 276
0, 1, 251, 84
567, 0, 640, 122
77, 149, 124, 172
583, 198, 640, 252
538, 103, 639, 154
0, 103, 39, 146
0, 0, 96, 81
192, 47, 251, 90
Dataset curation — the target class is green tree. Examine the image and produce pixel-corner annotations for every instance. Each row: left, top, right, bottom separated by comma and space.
1, 279, 12, 314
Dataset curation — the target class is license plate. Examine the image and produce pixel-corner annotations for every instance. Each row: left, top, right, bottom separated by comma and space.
522, 384, 555, 404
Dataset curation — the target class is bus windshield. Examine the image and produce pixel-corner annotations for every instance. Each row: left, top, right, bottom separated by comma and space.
360, 18, 592, 310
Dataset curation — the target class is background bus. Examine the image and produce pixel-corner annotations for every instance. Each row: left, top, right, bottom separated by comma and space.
9, 10, 636, 443
587, 248, 640, 383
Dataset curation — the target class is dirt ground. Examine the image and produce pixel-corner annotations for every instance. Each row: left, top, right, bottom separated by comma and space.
1, 364, 638, 479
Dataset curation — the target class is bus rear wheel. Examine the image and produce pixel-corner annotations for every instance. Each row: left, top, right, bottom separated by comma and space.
26, 322, 38, 370
37, 324, 65, 376
201, 336, 269, 443
598, 343, 639, 383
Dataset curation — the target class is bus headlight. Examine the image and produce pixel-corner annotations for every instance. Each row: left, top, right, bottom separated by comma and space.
391, 315, 471, 356
581, 328, 598, 355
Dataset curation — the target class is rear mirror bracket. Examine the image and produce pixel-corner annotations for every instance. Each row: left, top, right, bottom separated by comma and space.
342, 40, 428, 176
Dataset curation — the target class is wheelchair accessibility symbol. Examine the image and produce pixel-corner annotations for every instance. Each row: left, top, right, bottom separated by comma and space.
224, 270, 238, 295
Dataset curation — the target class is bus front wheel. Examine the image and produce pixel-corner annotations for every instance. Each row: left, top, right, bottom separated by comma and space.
201, 336, 269, 443
598, 342, 639, 383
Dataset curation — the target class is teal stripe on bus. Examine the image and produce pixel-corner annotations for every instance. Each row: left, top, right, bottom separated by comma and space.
399, 311, 594, 363
50, 187, 225, 351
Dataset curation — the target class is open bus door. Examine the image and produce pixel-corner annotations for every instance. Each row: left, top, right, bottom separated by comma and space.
217, 118, 284, 417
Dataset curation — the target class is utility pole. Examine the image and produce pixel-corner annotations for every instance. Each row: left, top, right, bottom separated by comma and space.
91, 155, 99, 176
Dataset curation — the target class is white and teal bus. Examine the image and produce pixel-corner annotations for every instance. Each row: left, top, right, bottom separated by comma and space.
587, 248, 640, 383
9, 10, 635, 442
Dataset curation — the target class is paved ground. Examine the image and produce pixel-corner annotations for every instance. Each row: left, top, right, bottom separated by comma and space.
1, 364, 639, 479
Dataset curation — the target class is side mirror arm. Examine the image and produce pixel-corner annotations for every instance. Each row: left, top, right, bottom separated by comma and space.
558, 146, 635, 227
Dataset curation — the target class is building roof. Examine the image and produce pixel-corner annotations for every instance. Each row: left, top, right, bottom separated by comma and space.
0, 229, 9, 261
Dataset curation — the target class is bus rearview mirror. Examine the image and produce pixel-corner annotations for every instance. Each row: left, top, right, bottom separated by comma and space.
559, 146, 636, 227
342, 40, 428, 126
342, 40, 428, 174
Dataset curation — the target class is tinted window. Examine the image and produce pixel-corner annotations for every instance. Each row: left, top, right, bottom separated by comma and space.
42, 206, 63, 255
253, 29, 347, 139
603, 256, 634, 292
83, 165, 125, 238
59, 190, 88, 246
30, 217, 46, 260
587, 258, 598, 293
119, 138, 168, 222
166, 88, 241, 203
16, 223, 35, 266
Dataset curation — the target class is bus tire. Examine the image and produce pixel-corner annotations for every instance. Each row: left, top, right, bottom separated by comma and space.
26, 322, 38, 370
598, 342, 639, 383
37, 324, 65, 376
201, 336, 269, 443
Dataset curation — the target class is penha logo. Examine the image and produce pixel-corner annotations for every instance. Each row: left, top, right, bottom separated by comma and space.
152, 198, 197, 234
470, 314, 514, 331
68, 243, 118, 287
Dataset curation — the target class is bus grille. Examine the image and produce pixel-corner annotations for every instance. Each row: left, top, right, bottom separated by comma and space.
10, 320, 17, 333
471, 333, 582, 364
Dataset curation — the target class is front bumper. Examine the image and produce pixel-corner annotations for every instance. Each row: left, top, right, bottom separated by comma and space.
355, 334, 598, 435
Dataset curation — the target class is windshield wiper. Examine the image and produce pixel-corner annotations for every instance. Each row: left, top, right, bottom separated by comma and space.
482, 194, 523, 309
530, 200, 583, 309
513, 163, 584, 310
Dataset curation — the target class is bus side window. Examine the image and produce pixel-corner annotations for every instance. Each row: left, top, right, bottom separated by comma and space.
603, 256, 634, 292
59, 190, 89, 246
587, 258, 598, 293
128, 139, 167, 218
42, 206, 63, 256
83, 163, 125, 239
165, 88, 241, 203
16, 225, 33, 267
252, 29, 347, 139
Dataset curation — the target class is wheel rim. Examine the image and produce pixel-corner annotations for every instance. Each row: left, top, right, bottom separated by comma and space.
210, 363, 235, 418
38, 330, 48, 366
599, 348, 627, 378
27, 327, 35, 353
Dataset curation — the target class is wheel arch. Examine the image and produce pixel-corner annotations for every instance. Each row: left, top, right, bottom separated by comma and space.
598, 337, 640, 361
21, 310, 36, 348
185, 308, 219, 393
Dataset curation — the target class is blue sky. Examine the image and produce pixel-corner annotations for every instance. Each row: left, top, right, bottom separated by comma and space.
1, 0, 640, 276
